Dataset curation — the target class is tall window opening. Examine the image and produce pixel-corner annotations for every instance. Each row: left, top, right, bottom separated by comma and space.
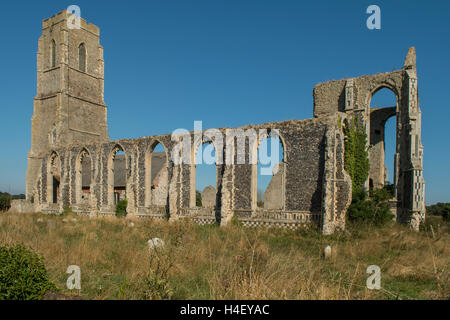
78, 43, 86, 72
146, 142, 169, 207
370, 87, 397, 192
47, 152, 61, 204
256, 130, 284, 209
50, 40, 56, 68
108, 146, 126, 205
195, 141, 217, 208
75, 149, 92, 204
52, 177, 60, 204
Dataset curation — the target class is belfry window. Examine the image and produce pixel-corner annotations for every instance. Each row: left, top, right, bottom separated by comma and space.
78, 43, 86, 72
50, 40, 56, 68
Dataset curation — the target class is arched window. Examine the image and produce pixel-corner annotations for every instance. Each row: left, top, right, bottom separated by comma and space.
369, 87, 397, 192
108, 145, 126, 205
47, 152, 61, 204
75, 148, 92, 205
194, 141, 217, 209
78, 43, 86, 72
50, 40, 56, 68
255, 130, 285, 210
145, 141, 169, 207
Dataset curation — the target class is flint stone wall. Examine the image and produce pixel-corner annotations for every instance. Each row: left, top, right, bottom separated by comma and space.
34, 118, 351, 232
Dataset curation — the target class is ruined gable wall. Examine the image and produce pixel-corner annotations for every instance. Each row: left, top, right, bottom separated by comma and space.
312, 55, 425, 231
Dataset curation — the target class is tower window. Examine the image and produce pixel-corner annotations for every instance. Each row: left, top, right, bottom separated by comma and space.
50, 40, 56, 68
78, 43, 86, 72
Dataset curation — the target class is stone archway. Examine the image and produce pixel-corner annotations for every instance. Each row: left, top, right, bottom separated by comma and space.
145, 140, 169, 208
75, 148, 92, 205
253, 129, 286, 211
107, 145, 126, 206
192, 139, 218, 209
47, 152, 61, 204
369, 98, 397, 191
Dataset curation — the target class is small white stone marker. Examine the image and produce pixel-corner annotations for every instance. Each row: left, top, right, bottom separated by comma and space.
324, 245, 332, 259
148, 238, 164, 249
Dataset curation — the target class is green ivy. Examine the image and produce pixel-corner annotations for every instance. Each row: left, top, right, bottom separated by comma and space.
343, 116, 370, 191
116, 199, 128, 217
343, 116, 394, 226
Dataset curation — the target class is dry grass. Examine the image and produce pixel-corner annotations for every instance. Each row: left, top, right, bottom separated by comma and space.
0, 212, 448, 300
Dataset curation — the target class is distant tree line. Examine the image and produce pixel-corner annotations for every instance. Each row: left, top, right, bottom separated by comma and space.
0, 192, 26, 211
426, 203, 450, 221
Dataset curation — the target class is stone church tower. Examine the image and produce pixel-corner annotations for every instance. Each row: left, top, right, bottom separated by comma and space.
26, 10, 109, 199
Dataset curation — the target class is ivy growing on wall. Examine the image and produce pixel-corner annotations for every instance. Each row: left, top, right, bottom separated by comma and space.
343, 116, 395, 226
343, 116, 370, 191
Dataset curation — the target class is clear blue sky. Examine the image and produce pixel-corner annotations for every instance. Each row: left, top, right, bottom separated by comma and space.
0, 0, 449, 204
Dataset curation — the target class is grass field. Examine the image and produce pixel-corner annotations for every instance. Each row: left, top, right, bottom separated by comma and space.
0, 211, 448, 300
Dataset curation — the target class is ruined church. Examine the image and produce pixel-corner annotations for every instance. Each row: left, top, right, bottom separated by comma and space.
25, 10, 425, 234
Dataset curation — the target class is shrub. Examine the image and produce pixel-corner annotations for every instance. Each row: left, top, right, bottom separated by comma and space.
342, 115, 392, 226
230, 214, 244, 228
196, 191, 202, 207
0, 192, 26, 211
142, 240, 174, 300
62, 206, 73, 216
0, 244, 56, 300
0, 192, 11, 211
369, 186, 394, 202
442, 207, 450, 222
347, 188, 394, 226
116, 199, 128, 217
142, 270, 173, 300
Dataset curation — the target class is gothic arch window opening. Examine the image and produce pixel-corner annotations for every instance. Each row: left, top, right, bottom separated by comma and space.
108, 145, 126, 206
78, 43, 86, 72
369, 87, 397, 193
75, 148, 92, 205
47, 152, 61, 204
194, 139, 217, 209
50, 39, 56, 68
145, 141, 169, 207
254, 129, 285, 210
